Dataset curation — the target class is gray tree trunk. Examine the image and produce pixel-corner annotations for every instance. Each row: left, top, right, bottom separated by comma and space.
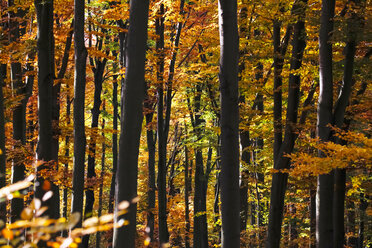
112, 0, 149, 247
218, 0, 240, 247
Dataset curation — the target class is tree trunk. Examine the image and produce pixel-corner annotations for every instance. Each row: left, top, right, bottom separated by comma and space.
309, 188, 316, 248
109, 53, 119, 214
112, 0, 149, 246
333, 1, 362, 245
0, 64, 6, 222
267, 1, 307, 247
82, 57, 107, 248
184, 146, 191, 248
71, 0, 87, 227
62, 91, 71, 237
155, 4, 169, 246
218, 0, 240, 247
144, 89, 156, 245
96, 113, 106, 248
34, 0, 59, 219
316, 0, 335, 247
9, 0, 26, 222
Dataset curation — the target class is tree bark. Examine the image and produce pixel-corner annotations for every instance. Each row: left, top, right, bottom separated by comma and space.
71, 0, 87, 227
112, 0, 149, 246
267, 1, 307, 247
316, 0, 335, 247
333, 1, 362, 246
155, 4, 169, 246
144, 89, 156, 245
218, 0, 240, 247
109, 51, 120, 214
82, 54, 107, 248
34, 0, 59, 219
96, 112, 106, 248
0, 64, 6, 223
8, 0, 27, 222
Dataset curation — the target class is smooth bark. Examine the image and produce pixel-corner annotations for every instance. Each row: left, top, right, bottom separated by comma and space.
34, 0, 59, 219
0, 64, 6, 222
267, 1, 307, 246
316, 0, 335, 247
112, 0, 149, 246
218, 0, 240, 247
71, 0, 87, 227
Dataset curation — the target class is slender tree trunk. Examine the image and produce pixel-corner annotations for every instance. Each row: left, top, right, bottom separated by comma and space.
109, 53, 119, 214
309, 188, 316, 248
0, 64, 6, 222
333, 1, 362, 246
82, 58, 107, 248
112, 0, 149, 246
34, 0, 59, 220
218, 0, 240, 247
96, 112, 105, 248
144, 89, 156, 245
191, 83, 208, 248
155, 4, 169, 246
267, 1, 307, 246
71, 0, 87, 227
316, 0, 335, 247
62, 92, 71, 237
9, 0, 26, 222
184, 146, 191, 248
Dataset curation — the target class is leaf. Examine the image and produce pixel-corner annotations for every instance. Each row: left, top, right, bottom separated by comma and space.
1, 229, 13, 240
42, 191, 53, 202
118, 201, 129, 210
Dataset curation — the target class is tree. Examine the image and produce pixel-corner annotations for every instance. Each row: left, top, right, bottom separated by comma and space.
112, 0, 149, 247
218, 0, 240, 247
0, 64, 6, 222
34, 0, 59, 219
316, 0, 335, 247
71, 0, 87, 227
267, 0, 308, 246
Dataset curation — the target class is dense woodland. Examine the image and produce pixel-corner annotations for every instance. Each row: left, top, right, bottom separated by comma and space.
0, 0, 371, 247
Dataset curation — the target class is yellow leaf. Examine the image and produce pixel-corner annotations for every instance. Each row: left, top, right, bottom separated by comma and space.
1, 228, 13, 240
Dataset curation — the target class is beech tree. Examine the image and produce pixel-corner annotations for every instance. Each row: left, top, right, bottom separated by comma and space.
218, 0, 240, 247
71, 0, 87, 226
316, 0, 335, 247
112, 0, 149, 247
34, 0, 59, 219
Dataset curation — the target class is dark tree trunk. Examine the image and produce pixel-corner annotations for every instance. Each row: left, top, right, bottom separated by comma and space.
309, 188, 316, 248
71, 0, 87, 227
62, 91, 71, 237
112, 0, 149, 246
82, 56, 107, 248
190, 83, 208, 248
96, 113, 106, 248
155, 4, 169, 246
333, 1, 362, 246
316, 0, 335, 247
0, 64, 6, 222
218, 0, 240, 247
184, 146, 191, 248
144, 89, 156, 245
267, 1, 307, 247
34, 0, 59, 219
109, 53, 119, 214
8, 0, 26, 222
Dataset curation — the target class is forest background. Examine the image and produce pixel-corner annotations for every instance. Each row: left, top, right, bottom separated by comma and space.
0, 0, 371, 247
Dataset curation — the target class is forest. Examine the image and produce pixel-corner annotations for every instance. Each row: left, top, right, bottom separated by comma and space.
0, 0, 371, 247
